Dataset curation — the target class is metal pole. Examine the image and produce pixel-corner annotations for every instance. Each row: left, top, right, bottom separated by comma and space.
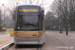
4, 10, 5, 33
66, 0, 68, 35
16, 3, 18, 6
4, 10, 5, 27
59, 0, 62, 33
2, 4, 6, 33
2, 4, 4, 24
58, 12, 59, 30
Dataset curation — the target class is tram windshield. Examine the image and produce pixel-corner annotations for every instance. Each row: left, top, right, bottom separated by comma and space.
15, 6, 43, 30
17, 14, 39, 30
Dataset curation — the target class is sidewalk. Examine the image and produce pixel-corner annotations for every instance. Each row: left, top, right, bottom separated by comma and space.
0, 29, 13, 48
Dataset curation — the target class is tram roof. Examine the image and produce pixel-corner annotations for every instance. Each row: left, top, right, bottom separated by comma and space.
17, 4, 40, 7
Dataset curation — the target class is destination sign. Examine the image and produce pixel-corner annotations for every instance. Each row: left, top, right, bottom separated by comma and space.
19, 9, 38, 12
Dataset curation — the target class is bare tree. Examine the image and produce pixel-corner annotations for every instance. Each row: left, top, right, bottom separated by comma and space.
0, 9, 2, 25
51, 0, 75, 30
0, 9, 4, 31
45, 11, 58, 30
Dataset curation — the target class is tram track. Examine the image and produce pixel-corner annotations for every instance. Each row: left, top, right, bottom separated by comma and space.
49, 34, 72, 50
7, 44, 42, 50
57, 33, 75, 43
49, 34, 65, 46
52, 35, 66, 46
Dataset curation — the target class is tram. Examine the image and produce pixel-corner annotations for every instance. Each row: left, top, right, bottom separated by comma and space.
13, 4, 45, 45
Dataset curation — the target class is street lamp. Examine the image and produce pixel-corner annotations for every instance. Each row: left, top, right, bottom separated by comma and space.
59, 0, 62, 33
2, 4, 6, 32
66, 0, 68, 35
2, 4, 5, 26
16, 3, 18, 6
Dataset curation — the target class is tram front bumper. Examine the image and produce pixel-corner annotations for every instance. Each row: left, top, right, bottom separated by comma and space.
14, 41, 43, 45
14, 36, 45, 45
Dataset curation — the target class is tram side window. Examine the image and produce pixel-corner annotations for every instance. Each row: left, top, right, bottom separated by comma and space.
16, 14, 22, 29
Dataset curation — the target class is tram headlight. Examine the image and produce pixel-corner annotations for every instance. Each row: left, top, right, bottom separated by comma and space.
39, 31, 43, 37
18, 27, 20, 29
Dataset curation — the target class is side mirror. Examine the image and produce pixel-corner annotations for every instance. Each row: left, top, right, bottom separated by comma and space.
38, 10, 44, 20
42, 10, 44, 12
41, 12, 44, 20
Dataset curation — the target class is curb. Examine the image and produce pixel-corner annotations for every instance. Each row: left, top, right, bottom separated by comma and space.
0, 43, 14, 50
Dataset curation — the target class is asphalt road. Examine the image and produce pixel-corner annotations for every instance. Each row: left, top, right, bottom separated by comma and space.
0, 31, 75, 50
42, 31, 75, 50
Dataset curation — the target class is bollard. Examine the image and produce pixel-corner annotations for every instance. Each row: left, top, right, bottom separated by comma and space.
10, 29, 14, 36
59, 30, 61, 33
